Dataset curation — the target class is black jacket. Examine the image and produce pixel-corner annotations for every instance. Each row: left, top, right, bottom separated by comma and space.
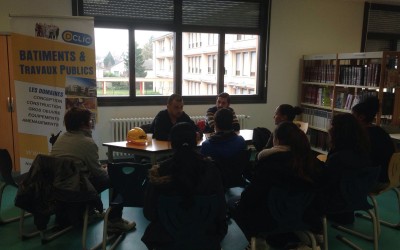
234, 151, 321, 237
142, 154, 227, 249
150, 109, 197, 140
15, 155, 100, 230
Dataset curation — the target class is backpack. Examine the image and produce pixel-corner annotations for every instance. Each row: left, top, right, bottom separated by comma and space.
252, 127, 271, 151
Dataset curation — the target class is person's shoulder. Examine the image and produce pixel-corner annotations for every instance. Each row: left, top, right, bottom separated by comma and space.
179, 111, 192, 121
237, 134, 246, 141
156, 109, 168, 116
227, 106, 235, 112
207, 106, 217, 113
368, 125, 391, 136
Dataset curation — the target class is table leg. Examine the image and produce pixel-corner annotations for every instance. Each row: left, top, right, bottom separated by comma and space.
107, 147, 114, 162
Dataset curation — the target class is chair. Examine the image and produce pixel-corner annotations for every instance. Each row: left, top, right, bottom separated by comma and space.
322, 167, 381, 250
157, 194, 221, 250
0, 149, 29, 224
215, 149, 251, 189
16, 154, 99, 243
356, 152, 400, 231
90, 162, 152, 250
293, 121, 309, 134
253, 186, 319, 250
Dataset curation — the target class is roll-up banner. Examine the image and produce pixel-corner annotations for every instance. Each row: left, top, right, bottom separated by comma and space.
10, 15, 96, 173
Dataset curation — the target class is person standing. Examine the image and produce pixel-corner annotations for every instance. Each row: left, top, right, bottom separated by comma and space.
205, 92, 240, 133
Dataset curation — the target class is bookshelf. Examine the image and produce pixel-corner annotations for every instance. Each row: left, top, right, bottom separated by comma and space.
300, 51, 400, 154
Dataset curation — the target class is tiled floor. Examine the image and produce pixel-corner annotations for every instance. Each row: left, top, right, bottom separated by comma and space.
1, 186, 399, 250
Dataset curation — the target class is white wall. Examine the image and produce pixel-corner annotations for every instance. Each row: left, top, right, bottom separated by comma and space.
0, 0, 72, 32
1, 0, 364, 160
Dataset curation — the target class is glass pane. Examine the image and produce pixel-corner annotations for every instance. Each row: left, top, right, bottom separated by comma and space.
95, 28, 129, 97
182, 32, 219, 96
224, 34, 258, 95
139, 30, 175, 96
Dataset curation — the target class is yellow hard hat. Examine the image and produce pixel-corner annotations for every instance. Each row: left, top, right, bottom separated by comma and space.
127, 127, 147, 145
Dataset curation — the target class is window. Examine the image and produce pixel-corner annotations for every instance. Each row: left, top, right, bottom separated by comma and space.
73, 0, 270, 106
362, 2, 400, 52
207, 54, 217, 74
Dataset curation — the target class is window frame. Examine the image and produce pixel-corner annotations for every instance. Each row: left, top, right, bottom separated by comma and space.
72, 0, 271, 106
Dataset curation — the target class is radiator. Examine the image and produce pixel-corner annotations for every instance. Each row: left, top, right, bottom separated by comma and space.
110, 114, 249, 142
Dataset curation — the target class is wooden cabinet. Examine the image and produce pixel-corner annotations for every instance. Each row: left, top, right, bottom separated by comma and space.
300, 51, 400, 154
0, 34, 20, 171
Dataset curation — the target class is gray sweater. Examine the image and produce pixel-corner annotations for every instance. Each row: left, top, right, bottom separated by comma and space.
51, 129, 108, 179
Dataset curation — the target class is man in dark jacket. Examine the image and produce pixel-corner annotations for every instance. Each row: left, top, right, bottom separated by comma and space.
150, 93, 199, 140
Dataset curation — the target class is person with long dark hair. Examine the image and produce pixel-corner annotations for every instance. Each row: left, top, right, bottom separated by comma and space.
229, 122, 322, 248
320, 113, 372, 224
142, 122, 227, 249
352, 97, 395, 184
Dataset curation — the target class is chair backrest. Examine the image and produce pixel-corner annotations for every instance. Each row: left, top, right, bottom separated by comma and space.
215, 149, 251, 188
388, 152, 400, 188
293, 121, 309, 134
107, 162, 152, 207
0, 149, 17, 187
157, 194, 220, 250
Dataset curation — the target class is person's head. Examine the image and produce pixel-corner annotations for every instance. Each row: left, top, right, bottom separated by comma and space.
352, 96, 380, 124
168, 122, 206, 206
170, 122, 197, 150
216, 92, 231, 109
329, 113, 369, 153
214, 108, 233, 132
273, 121, 310, 152
273, 121, 318, 182
167, 93, 184, 119
64, 107, 92, 132
273, 104, 303, 125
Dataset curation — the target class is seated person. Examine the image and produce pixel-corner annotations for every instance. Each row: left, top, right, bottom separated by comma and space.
142, 122, 227, 249
320, 113, 372, 224
265, 104, 303, 149
229, 122, 322, 248
201, 108, 246, 159
205, 92, 240, 133
51, 107, 135, 233
352, 96, 395, 184
150, 93, 199, 141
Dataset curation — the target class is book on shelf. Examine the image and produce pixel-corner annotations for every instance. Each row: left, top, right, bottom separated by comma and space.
316, 88, 323, 106
351, 95, 361, 109
344, 94, 353, 110
335, 91, 346, 109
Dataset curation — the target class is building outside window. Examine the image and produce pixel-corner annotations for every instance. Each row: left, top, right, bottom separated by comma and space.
74, 0, 270, 106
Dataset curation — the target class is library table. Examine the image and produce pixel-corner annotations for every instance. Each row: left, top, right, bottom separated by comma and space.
103, 129, 253, 165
